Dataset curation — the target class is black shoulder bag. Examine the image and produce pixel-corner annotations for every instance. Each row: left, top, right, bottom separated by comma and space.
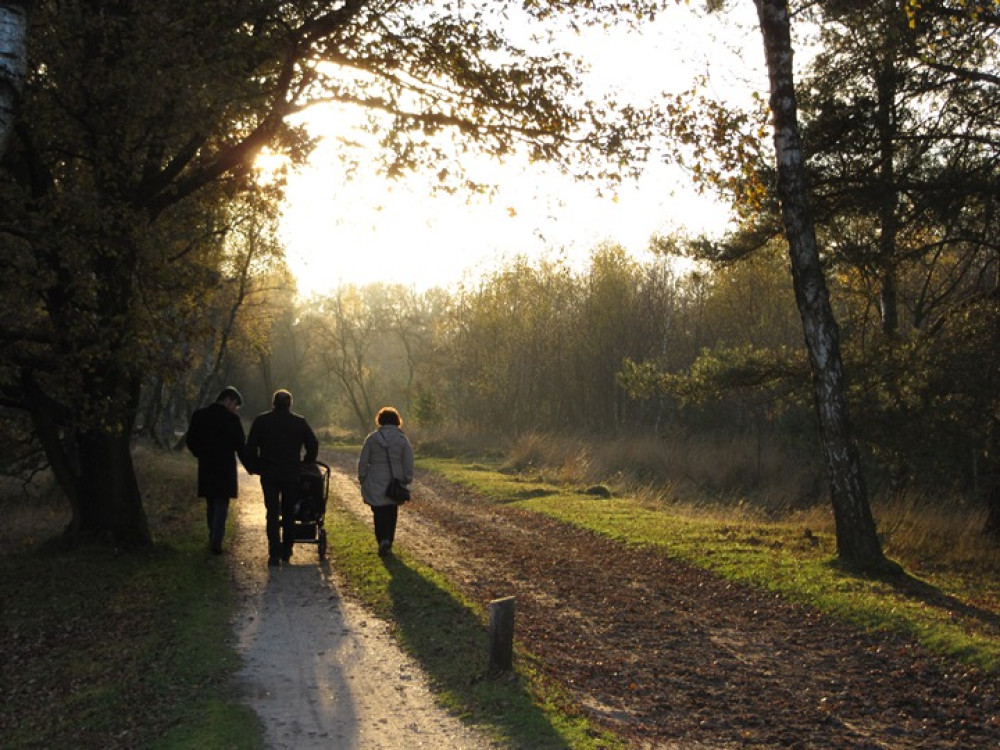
382, 437, 411, 503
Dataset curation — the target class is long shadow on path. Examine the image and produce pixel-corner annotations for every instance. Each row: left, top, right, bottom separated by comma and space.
379, 551, 575, 749
230, 472, 497, 749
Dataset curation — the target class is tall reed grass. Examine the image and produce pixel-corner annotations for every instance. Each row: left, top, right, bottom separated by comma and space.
501, 430, 821, 509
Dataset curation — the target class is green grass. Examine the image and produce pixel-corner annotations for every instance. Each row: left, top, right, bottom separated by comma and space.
419, 455, 1000, 675
0, 449, 261, 750
324, 500, 624, 749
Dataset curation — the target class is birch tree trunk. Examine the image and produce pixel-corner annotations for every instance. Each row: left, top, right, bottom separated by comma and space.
753, 0, 891, 570
0, 1, 28, 156
985, 262, 1000, 539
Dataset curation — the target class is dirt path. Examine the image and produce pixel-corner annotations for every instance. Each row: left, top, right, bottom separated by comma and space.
228, 470, 497, 749
317, 451, 1000, 749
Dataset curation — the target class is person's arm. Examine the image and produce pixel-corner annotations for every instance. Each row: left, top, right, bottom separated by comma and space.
185, 411, 203, 457
233, 417, 252, 473
357, 437, 371, 483
303, 421, 319, 463
402, 438, 414, 484
244, 419, 259, 474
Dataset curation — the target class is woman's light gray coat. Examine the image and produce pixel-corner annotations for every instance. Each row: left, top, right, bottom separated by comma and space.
358, 425, 414, 507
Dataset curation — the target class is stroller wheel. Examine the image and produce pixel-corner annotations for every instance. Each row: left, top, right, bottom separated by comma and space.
318, 531, 327, 561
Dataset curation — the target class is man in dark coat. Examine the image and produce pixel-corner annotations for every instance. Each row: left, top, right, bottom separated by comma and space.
246, 389, 319, 567
185, 386, 249, 554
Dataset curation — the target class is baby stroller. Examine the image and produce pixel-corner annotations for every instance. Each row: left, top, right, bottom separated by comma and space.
293, 460, 330, 561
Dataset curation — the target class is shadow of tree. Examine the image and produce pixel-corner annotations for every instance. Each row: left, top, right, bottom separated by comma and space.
837, 561, 1000, 637
380, 554, 574, 749
889, 571, 1000, 633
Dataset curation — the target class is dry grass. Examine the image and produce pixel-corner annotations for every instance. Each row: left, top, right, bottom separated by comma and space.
503, 431, 821, 510
412, 425, 508, 459
497, 431, 999, 573
790, 490, 1000, 574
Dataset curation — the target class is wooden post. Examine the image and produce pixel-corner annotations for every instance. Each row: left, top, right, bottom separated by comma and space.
488, 595, 516, 672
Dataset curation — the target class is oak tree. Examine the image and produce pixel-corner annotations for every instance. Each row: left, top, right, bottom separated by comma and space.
0, 0, 665, 547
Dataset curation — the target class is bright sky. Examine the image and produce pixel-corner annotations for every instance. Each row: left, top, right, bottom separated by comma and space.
277, 3, 764, 296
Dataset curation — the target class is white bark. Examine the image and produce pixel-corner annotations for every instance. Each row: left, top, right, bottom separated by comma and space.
753, 0, 887, 568
0, 1, 28, 156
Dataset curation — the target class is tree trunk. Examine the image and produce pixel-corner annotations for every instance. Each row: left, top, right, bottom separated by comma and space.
0, 1, 29, 156
140, 377, 165, 445
23, 373, 82, 517
875, 0, 901, 339
71, 428, 151, 549
985, 274, 1000, 539
985, 414, 1000, 538
753, 0, 890, 570
26, 370, 152, 549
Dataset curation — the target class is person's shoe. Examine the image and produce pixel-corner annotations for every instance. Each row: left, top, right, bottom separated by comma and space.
378, 539, 392, 557
268, 556, 280, 567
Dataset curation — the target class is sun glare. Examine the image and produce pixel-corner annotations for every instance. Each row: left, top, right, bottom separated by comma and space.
277, 3, 760, 298
253, 149, 289, 184
280, 155, 726, 296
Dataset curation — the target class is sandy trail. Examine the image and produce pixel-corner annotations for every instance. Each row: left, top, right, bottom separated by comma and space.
228, 454, 1000, 748
228, 468, 495, 750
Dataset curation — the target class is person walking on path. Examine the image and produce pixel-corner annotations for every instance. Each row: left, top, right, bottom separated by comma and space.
246, 389, 319, 567
185, 386, 249, 555
358, 406, 414, 556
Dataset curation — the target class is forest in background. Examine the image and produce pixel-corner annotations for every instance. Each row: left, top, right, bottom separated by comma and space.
133, 226, 992, 516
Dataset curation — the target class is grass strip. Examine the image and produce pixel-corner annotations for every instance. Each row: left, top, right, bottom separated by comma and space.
324, 500, 623, 749
0, 451, 261, 750
420, 456, 1000, 675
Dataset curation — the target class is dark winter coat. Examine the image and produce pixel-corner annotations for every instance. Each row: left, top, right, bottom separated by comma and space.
186, 402, 247, 499
246, 407, 319, 483
358, 425, 414, 507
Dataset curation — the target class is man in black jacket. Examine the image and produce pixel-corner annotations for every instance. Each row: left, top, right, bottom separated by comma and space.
185, 386, 248, 555
246, 389, 319, 566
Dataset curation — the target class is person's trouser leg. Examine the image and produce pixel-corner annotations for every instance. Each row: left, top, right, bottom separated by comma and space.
372, 504, 398, 544
207, 496, 230, 552
261, 477, 282, 561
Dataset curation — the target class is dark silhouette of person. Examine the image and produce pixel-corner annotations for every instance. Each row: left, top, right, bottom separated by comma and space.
185, 386, 249, 554
246, 389, 319, 567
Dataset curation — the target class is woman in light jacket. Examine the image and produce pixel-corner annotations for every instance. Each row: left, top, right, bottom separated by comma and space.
358, 406, 414, 556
